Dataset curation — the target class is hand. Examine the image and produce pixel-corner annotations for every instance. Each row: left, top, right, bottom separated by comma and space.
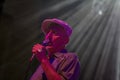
32, 44, 47, 62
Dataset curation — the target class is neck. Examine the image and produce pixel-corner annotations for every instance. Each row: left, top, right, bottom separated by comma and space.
60, 49, 67, 53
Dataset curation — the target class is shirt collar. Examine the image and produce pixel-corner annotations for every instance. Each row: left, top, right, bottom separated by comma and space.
50, 49, 67, 58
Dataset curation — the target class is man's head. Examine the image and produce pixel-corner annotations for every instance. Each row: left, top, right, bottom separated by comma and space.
41, 18, 72, 54
41, 18, 72, 37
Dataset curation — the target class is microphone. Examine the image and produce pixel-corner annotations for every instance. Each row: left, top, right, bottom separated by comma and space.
29, 39, 50, 62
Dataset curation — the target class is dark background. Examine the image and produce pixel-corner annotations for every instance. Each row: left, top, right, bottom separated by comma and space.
0, 0, 120, 80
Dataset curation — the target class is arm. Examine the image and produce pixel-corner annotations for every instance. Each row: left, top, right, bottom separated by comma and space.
40, 58, 62, 80
32, 44, 62, 80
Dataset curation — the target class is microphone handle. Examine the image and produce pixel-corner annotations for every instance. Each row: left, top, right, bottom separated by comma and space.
29, 54, 35, 62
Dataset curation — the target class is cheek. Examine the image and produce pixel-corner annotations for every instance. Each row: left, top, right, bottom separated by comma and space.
52, 36, 65, 46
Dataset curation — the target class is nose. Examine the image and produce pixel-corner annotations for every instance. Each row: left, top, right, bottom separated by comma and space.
42, 30, 53, 46
45, 30, 53, 40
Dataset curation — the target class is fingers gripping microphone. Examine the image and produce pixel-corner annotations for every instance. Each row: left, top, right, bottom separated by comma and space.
30, 30, 52, 62
30, 39, 50, 62
25, 32, 52, 80
24, 39, 50, 80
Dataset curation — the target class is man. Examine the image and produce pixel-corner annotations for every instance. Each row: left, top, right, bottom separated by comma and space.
30, 18, 80, 80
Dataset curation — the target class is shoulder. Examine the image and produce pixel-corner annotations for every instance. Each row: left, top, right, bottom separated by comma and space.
63, 53, 81, 75
64, 53, 79, 60
58, 53, 80, 65
54, 52, 80, 63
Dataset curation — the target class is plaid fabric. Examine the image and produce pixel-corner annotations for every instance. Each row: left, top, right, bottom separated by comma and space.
30, 52, 80, 80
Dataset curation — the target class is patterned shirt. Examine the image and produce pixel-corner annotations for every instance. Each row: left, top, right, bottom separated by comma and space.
30, 52, 80, 80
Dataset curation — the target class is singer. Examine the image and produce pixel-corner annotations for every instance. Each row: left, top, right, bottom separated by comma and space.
30, 18, 80, 80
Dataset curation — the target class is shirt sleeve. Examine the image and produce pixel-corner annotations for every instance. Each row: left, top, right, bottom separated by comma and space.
58, 53, 80, 80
